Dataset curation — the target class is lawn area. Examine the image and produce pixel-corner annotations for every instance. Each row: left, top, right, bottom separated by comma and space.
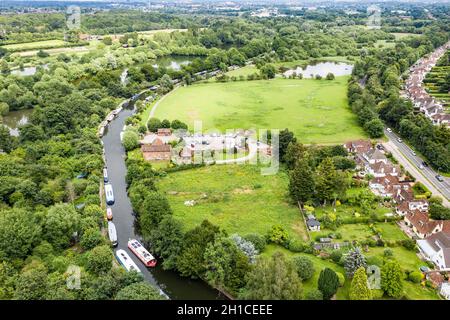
156, 164, 309, 242
153, 77, 366, 144
225, 65, 258, 77
261, 244, 350, 299
261, 244, 439, 300
375, 222, 408, 241
391, 32, 422, 40
2, 39, 69, 52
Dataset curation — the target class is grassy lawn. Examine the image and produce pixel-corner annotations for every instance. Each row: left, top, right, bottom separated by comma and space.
391, 32, 422, 40
262, 244, 350, 299
153, 77, 366, 144
2, 39, 69, 52
157, 164, 309, 242
375, 222, 408, 241
225, 65, 258, 77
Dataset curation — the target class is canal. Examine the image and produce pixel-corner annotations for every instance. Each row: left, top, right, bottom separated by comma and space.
101, 98, 223, 300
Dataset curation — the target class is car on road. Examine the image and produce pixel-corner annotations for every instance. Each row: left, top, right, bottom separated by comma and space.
397, 138, 403, 143
376, 144, 384, 150
412, 151, 416, 156
419, 164, 424, 170
422, 161, 428, 167
436, 175, 444, 182
387, 128, 392, 132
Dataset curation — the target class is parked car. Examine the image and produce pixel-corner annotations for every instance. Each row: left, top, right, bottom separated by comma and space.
387, 128, 392, 132
397, 138, 403, 143
422, 161, 428, 167
436, 175, 444, 182
412, 151, 416, 156
419, 164, 424, 170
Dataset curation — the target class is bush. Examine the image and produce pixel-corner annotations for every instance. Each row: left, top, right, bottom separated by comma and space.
305, 289, 323, 300
408, 271, 424, 283
401, 239, 416, 251
243, 234, 267, 252
330, 250, 343, 263
292, 256, 315, 281
336, 272, 345, 287
287, 239, 305, 253
267, 225, 289, 245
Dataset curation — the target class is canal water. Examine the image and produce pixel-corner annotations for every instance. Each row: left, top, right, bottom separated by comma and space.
101, 98, 223, 300
283, 61, 353, 78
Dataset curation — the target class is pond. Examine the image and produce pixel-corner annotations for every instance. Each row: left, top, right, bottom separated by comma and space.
11, 64, 49, 77
283, 61, 353, 78
153, 55, 200, 71
1, 109, 33, 136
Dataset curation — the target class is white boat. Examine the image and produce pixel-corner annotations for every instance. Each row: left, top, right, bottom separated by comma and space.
108, 221, 118, 247
104, 183, 115, 205
115, 249, 141, 273
128, 239, 157, 267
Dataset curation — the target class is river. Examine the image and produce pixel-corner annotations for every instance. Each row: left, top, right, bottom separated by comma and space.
101, 98, 223, 300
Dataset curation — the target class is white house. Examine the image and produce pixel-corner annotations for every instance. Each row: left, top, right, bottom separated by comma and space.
417, 232, 450, 271
440, 282, 450, 300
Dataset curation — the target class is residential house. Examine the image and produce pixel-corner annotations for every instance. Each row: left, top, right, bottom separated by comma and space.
404, 210, 441, 239
157, 128, 172, 136
141, 138, 171, 161
306, 214, 321, 232
440, 282, 450, 300
344, 139, 372, 154
417, 232, 450, 271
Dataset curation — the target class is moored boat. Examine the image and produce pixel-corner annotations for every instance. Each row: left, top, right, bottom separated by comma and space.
128, 239, 157, 267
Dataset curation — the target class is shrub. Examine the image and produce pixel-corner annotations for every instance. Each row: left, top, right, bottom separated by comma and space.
267, 225, 289, 245
336, 272, 345, 287
287, 239, 305, 253
408, 271, 424, 283
330, 250, 343, 263
244, 234, 267, 252
292, 256, 315, 281
305, 289, 323, 300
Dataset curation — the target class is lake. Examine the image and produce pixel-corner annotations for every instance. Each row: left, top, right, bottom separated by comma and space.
283, 61, 353, 78
1, 109, 33, 136
153, 55, 200, 71
11, 64, 49, 77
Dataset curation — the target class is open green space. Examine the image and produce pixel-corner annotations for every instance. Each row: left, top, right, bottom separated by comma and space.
153, 77, 366, 144
2, 39, 70, 52
157, 164, 309, 242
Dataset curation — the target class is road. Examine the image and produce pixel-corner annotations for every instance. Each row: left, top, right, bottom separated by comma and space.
102, 99, 222, 300
383, 129, 450, 207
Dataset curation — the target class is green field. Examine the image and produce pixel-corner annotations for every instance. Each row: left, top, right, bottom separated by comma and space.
2, 39, 69, 52
154, 78, 366, 144
157, 164, 309, 242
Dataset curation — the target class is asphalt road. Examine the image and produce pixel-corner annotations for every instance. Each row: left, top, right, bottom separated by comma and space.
383, 129, 450, 205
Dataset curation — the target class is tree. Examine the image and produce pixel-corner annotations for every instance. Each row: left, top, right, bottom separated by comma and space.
204, 236, 250, 293
147, 118, 162, 132
364, 118, 384, 138
86, 245, 113, 275
161, 119, 171, 128
138, 192, 172, 235
326, 73, 335, 80
148, 216, 183, 270
315, 158, 339, 205
159, 74, 173, 94
344, 247, 367, 278
305, 289, 323, 300
230, 234, 258, 263
0, 208, 41, 259
279, 129, 297, 162
242, 252, 302, 300
177, 220, 221, 279
284, 141, 306, 169
349, 267, 372, 300
260, 64, 276, 79
37, 50, 49, 58
244, 233, 266, 252
122, 129, 140, 151
44, 203, 80, 249
102, 36, 113, 45
0, 126, 15, 153
80, 228, 104, 250
115, 282, 165, 300
292, 256, 315, 281
0, 59, 10, 75
381, 260, 403, 298
429, 202, 450, 220
267, 225, 289, 245
318, 268, 340, 300
289, 157, 315, 206
14, 261, 48, 300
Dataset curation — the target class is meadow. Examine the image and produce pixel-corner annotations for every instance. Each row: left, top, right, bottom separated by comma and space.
156, 164, 309, 242
2, 39, 71, 52
153, 77, 367, 144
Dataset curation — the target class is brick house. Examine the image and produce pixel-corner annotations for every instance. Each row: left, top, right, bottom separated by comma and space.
141, 138, 171, 161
